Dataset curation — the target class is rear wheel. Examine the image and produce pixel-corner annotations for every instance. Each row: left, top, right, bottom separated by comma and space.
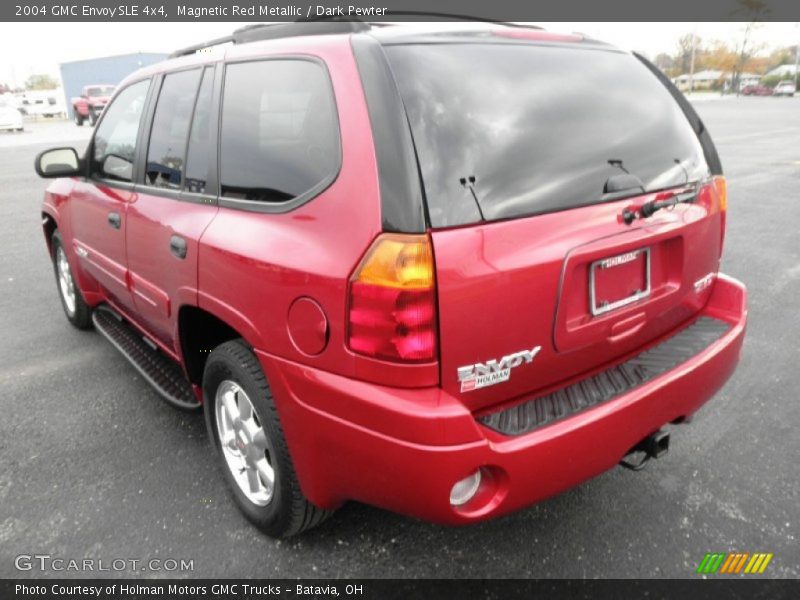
73, 111, 84, 126
51, 230, 92, 329
203, 340, 333, 537
89, 111, 98, 126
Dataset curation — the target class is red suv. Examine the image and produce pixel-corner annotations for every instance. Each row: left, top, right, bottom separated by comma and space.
35, 22, 747, 537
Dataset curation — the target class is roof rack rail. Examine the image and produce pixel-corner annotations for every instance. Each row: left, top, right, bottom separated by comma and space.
169, 16, 543, 59
381, 11, 542, 28
169, 20, 370, 58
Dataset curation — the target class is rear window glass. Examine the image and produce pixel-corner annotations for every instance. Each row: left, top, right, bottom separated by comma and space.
385, 44, 709, 227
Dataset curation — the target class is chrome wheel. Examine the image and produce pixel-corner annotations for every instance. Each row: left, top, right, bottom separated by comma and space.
56, 246, 76, 315
215, 380, 274, 506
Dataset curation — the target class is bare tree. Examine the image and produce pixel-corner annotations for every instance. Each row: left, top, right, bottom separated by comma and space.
676, 33, 700, 74
730, 0, 770, 94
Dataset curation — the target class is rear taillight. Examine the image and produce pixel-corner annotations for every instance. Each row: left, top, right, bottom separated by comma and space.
713, 176, 727, 255
347, 234, 437, 362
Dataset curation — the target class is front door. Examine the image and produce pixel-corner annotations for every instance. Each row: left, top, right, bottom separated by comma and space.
70, 79, 151, 314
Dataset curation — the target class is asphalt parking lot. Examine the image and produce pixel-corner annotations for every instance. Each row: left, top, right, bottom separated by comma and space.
1, 98, 798, 579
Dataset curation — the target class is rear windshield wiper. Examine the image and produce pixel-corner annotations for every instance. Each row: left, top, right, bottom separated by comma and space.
640, 189, 697, 218
608, 158, 697, 224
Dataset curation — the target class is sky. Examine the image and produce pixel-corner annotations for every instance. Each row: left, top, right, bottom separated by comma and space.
0, 21, 798, 88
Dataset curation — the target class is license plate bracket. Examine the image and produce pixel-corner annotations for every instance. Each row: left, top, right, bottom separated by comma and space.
589, 248, 650, 316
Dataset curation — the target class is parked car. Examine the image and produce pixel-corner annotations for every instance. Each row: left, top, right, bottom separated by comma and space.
34, 21, 747, 538
741, 84, 773, 96
0, 97, 23, 131
17, 91, 67, 118
72, 84, 115, 125
773, 80, 797, 97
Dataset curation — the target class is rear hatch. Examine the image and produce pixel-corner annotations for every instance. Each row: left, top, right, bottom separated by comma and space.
384, 37, 725, 411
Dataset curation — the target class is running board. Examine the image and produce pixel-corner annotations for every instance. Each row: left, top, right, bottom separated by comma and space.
92, 306, 201, 411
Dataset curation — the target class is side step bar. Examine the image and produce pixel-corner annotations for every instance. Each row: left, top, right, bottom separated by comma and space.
92, 306, 201, 411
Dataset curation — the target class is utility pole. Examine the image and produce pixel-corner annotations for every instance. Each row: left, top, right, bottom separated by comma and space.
689, 29, 697, 93
795, 23, 799, 88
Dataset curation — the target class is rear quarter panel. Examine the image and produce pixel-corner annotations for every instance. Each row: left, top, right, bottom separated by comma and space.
198, 37, 436, 387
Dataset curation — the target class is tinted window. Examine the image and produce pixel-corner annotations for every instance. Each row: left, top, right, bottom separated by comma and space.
385, 44, 709, 227
184, 67, 214, 194
87, 86, 115, 97
220, 60, 339, 203
146, 69, 202, 189
92, 79, 150, 182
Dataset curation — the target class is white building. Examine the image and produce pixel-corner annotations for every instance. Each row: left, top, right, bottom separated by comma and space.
764, 64, 799, 79
673, 70, 760, 92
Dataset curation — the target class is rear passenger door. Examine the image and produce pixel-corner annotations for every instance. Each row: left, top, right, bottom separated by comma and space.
125, 66, 220, 350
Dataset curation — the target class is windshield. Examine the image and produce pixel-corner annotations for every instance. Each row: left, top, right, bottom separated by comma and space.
87, 86, 115, 97
385, 43, 709, 227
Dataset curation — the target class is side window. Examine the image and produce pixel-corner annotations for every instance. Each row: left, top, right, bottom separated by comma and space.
184, 67, 214, 194
145, 69, 202, 189
219, 60, 339, 203
92, 79, 150, 182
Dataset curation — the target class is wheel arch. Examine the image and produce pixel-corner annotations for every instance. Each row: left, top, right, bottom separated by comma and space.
41, 211, 58, 258
178, 305, 252, 386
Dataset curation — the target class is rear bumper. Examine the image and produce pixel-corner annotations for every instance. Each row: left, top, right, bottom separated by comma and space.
258, 274, 747, 525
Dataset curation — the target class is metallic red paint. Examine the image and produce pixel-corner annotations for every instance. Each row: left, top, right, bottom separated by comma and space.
258, 275, 746, 523
432, 183, 724, 412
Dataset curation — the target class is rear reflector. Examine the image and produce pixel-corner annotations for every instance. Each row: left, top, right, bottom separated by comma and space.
713, 176, 727, 212
348, 234, 437, 362
450, 470, 482, 507
713, 176, 728, 255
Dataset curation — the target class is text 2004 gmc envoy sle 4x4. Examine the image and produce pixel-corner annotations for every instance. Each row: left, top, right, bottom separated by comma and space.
35, 21, 747, 537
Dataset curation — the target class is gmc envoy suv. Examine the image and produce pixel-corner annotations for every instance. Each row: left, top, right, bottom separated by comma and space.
35, 21, 747, 537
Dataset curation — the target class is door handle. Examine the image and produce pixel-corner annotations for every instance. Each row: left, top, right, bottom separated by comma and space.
169, 235, 187, 259
107, 212, 121, 229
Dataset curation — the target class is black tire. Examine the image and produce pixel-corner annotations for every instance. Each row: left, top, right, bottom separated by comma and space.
51, 230, 92, 330
203, 340, 334, 537
74, 111, 84, 126
89, 111, 98, 126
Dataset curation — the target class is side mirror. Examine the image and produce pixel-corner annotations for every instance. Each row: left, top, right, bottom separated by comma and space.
34, 147, 81, 178
102, 154, 133, 181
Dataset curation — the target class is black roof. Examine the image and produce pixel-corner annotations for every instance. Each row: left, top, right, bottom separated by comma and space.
169, 19, 609, 59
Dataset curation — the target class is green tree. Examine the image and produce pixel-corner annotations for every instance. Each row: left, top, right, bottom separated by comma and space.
24, 74, 59, 90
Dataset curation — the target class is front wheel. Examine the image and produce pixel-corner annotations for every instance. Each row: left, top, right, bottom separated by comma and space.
203, 340, 333, 537
74, 111, 84, 126
51, 231, 92, 329
89, 111, 98, 126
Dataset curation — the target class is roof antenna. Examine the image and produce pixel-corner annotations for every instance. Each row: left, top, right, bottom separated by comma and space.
608, 159, 630, 174
460, 175, 486, 221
